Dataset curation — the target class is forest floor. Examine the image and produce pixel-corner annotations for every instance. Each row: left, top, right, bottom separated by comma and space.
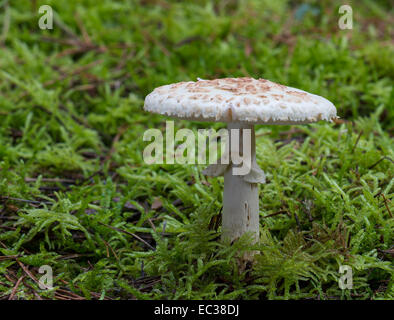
0, 0, 393, 299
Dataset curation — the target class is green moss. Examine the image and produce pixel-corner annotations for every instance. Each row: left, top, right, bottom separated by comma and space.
0, 0, 392, 300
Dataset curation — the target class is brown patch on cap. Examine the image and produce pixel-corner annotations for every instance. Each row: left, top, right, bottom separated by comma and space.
274, 83, 288, 89
197, 81, 213, 87
286, 90, 306, 96
171, 82, 186, 89
189, 94, 202, 100
214, 95, 224, 102
243, 97, 251, 105
245, 85, 257, 94
243, 77, 254, 82
153, 78, 319, 110
218, 86, 238, 92
258, 84, 271, 91
289, 98, 302, 103
271, 94, 283, 101
188, 88, 210, 93
285, 90, 311, 102
223, 78, 239, 83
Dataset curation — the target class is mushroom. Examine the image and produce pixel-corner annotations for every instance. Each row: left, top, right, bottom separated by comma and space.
144, 77, 337, 246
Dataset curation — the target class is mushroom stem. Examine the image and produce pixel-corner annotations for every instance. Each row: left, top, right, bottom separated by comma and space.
222, 122, 260, 244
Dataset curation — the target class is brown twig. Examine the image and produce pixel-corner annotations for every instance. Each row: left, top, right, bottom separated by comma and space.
262, 210, 288, 219
43, 59, 103, 88
56, 287, 85, 300
53, 14, 78, 39
56, 253, 92, 260
147, 218, 157, 232
174, 36, 203, 47
0, 255, 20, 261
58, 279, 112, 300
0, 196, 52, 206
75, 11, 92, 45
381, 194, 392, 218
140, 29, 170, 56
16, 260, 42, 288
98, 222, 155, 251
55, 44, 106, 58
368, 156, 394, 169
9, 275, 25, 300
255, 131, 272, 138
22, 279, 43, 300
103, 240, 119, 261
351, 130, 363, 152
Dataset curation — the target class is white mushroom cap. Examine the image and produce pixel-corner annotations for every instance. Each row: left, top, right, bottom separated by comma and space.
144, 77, 337, 124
